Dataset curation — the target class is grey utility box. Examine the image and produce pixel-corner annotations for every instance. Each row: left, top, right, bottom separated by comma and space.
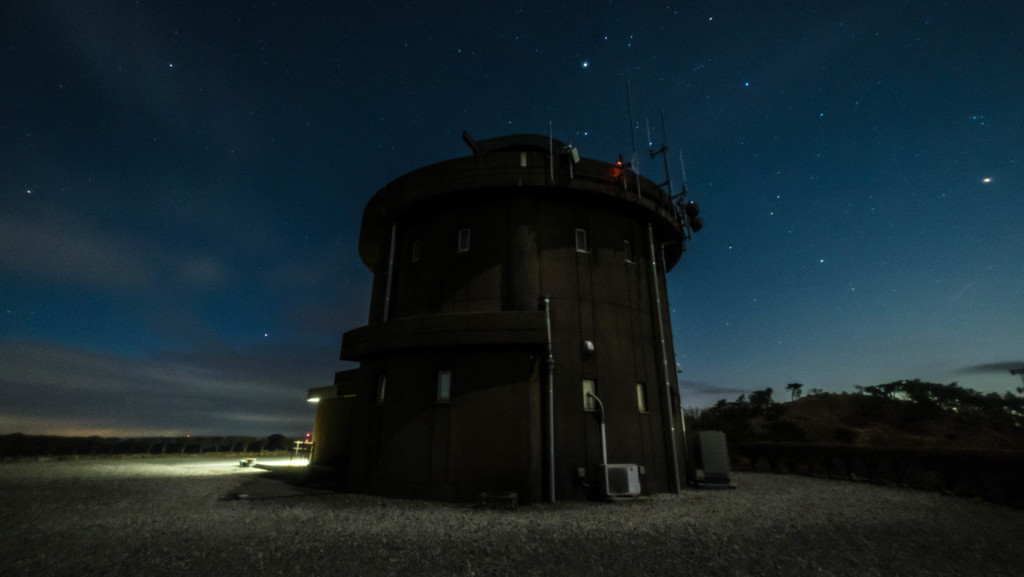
597, 464, 642, 497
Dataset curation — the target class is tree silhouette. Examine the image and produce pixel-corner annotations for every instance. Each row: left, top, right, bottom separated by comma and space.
748, 388, 774, 414
786, 383, 803, 402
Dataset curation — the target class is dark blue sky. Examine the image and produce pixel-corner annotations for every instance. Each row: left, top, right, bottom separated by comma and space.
2, 1, 1022, 437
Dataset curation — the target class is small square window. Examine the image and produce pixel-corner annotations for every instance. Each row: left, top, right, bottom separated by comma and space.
575, 228, 588, 253
375, 374, 387, 404
411, 239, 421, 262
436, 370, 451, 402
458, 228, 471, 253
582, 379, 597, 411
624, 240, 633, 263
636, 383, 648, 413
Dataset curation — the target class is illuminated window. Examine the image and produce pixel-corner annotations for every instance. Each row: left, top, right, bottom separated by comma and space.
636, 383, 648, 413
375, 374, 387, 404
624, 240, 633, 263
411, 239, 421, 262
582, 379, 597, 411
437, 370, 451, 402
458, 228, 471, 253
575, 228, 588, 253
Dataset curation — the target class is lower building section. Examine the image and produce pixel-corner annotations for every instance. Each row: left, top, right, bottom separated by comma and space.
317, 346, 543, 501
309, 340, 686, 503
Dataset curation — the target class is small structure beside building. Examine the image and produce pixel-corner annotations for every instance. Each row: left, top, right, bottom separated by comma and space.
307, 132, 701, 502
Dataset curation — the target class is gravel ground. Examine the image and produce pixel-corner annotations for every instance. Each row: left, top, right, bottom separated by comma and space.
2, 457, 1022, 577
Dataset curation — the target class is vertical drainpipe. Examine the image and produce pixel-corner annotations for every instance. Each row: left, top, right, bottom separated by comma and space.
548, 122, 555, 183
586, 392, 610, 496
648, 223, 681, 494
662, 242, 691, 484
382, 224, 397, 322
543, 295, 556, 503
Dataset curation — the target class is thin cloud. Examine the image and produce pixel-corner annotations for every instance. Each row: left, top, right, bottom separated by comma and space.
681, 381, 751, 398
0, 339, 328, 436
678, 380, 756, 408
954, 362, 1024, 375
176, 256, 232, 289
0, 212, 154, 289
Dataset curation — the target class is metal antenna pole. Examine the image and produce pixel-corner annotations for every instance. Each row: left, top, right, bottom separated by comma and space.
626, 81, 641, 196
627, 80, 637, 159
659, 109, 674, 196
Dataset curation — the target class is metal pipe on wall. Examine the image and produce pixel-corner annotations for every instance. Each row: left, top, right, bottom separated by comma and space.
662, 242, 691, 484
648, 223, 681, 494
548, 122, 554, 183
382, 224, 397, 322
587, 391, 610, 496
543, 295, 556, 503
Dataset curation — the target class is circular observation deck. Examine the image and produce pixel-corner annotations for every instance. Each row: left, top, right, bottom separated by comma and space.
358, 134, 687, 272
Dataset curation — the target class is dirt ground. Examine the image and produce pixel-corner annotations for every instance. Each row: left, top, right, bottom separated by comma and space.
2, 456, 1022, 576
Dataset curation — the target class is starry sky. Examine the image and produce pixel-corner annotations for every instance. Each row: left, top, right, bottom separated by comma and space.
2, 1, 1022, 438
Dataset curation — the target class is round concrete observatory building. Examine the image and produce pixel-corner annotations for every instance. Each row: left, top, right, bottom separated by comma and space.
307, 132, 700, 502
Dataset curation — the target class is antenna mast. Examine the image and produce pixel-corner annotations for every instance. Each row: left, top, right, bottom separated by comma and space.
626, 81, 641, 196
649, 108, 674, 198
629, 86, 703, 238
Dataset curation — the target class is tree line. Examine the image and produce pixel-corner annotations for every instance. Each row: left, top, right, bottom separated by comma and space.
689, 379, 1024, 447
0, 433, 296, 458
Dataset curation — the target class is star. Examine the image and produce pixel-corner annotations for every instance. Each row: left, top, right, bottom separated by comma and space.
581, 61, 589, 69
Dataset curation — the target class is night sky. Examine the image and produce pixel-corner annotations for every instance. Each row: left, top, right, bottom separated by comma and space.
3, 1, 1022, 438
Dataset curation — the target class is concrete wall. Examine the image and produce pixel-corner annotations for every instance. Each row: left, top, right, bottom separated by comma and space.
342, 347, 541, 501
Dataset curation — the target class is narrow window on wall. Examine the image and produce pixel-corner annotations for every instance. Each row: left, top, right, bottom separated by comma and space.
436, 370, 452, 402
624, 240, 634, 263
575, 228, 588, 253
375, 374, 387, 404
636, 383, 648, 413
582, 379, 597, 411
457, 228, 471, 253
411, 239, 421, 262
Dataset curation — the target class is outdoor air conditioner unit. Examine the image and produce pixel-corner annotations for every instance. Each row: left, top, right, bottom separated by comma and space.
597, 464, 641, 498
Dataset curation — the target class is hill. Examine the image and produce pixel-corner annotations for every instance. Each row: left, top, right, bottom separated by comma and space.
689, 380, 1024, 451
